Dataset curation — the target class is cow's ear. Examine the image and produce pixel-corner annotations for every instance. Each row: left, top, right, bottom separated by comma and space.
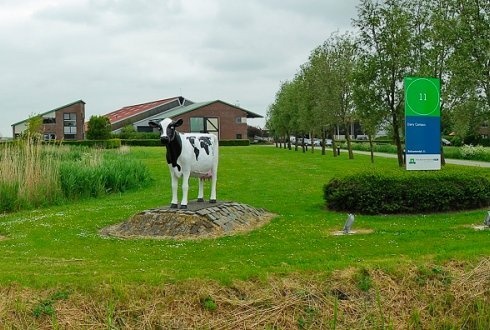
174, 119, 183, 127
148, 121, 160, 130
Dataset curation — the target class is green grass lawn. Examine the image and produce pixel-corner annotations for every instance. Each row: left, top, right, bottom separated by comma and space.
0, 146, 489, 289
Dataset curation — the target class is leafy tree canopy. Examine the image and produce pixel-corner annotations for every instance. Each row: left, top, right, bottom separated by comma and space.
87, 116, 111, 140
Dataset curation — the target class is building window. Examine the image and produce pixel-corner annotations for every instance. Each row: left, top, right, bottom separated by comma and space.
43, 133, 56, 141
137, 126, 154, 132
235, 117, 247, 124
190, 117, 205, 133
190, 117, 219, 135
64, 134, 76, 140
63, 113, 77, 135
43, 117, 56, 124
236, 134, 242, 139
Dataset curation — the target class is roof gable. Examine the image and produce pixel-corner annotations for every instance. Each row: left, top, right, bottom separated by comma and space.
159, 100, 263, 120
11, 100, 85, 126
106, 97, 185, 124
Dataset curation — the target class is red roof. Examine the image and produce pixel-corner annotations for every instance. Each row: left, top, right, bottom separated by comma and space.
105, 97, 180, 124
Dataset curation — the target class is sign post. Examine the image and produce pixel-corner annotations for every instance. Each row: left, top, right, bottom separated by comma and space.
404, 77, 441, 170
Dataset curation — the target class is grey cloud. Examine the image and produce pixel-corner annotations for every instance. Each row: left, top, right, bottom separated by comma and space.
0, 0, 359, 137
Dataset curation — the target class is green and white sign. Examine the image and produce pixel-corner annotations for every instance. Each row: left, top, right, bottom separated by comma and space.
404, 77, 441, 171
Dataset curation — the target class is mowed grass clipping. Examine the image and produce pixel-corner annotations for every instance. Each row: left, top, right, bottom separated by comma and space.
0, 146, 489, 288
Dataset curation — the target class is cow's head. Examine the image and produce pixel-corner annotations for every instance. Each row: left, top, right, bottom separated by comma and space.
148, 118, 183, 145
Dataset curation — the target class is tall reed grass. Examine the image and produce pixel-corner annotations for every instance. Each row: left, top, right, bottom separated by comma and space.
59, 148, 151, 199
0, 140, 150, 213
0, 140, 62, 212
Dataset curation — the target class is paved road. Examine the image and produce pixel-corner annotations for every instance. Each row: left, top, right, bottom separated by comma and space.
351, 150, 490, 168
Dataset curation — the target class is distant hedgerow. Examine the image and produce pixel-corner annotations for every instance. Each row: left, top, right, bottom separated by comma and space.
324, 170, 490, 215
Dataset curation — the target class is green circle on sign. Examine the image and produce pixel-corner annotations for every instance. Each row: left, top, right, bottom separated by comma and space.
406, 78, 440, 116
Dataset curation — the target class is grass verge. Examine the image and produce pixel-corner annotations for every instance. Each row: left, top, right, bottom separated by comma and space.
0, 145, 488, 328
0, 259, 488, 328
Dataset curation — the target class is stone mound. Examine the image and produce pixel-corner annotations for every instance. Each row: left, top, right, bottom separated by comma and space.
100, 201, 275, 240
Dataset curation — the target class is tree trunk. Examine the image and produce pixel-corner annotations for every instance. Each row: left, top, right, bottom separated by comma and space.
310, 131, 314, 153
321, 129, 326, 155
369, 135, 374, 163
441, 144, 446, 166
331, 128, 337, 157
392, 112, 404, 167
345, 123, 354, 159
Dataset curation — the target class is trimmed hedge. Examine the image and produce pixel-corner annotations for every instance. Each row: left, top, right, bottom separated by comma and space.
120, 139, 250, 147
219, 139, 250, 146
324, 171, 490, 215
60, 139, 121, 149
121, 139, 162, 147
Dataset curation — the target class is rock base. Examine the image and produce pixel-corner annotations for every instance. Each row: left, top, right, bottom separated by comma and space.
100, 201, 275, 240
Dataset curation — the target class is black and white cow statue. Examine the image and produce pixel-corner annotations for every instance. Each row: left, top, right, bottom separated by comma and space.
149, 118, 219, 209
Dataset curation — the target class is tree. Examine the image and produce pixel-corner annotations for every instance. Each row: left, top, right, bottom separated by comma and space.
247, 125, 267, 141
410, 0, 457, 137
22, 114, 43, 141
86, 115, 111, 140
307, 34, 358, 158
353, 55, 385, 163
449, 0, 490, 143
325, 33, 358, 159
295, 65, 318, 153
266, 78, 303, 149
309, 43, 339, 156
354, 0, 413, 166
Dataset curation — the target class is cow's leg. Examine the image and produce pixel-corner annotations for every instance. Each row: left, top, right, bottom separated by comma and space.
170, 170, 179, 209
197, 178, 204, 202
209, 160, 218, 203
209, 173, 217, 203
180, 171, 190, 209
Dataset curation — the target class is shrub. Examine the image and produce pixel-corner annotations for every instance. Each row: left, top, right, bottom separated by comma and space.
459, 144, 490, 161
348, 141, 490, 162
86, 115, 111, 140
347, 142, 399, 154
122, 139, 251, 147
121, 139, 162, 147
116, 126, 159, 140
61, 139, 121, 149
219, 140, 250, 146
324, 170, 490, 214
443, 145, 490, 162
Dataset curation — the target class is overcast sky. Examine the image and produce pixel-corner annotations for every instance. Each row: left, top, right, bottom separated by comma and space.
1, 0, 359, 137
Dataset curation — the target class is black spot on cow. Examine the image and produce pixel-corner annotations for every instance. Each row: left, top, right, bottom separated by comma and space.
186, 136, 200, 161
199, 137, 212, 155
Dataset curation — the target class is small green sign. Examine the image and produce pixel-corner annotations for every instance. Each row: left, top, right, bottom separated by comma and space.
405, 77, 440, 117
